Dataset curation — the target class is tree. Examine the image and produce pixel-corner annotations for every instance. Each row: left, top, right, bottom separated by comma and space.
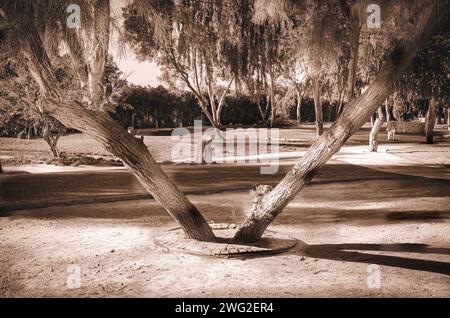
0, 62, 67, 158
233, 0, 450, 242
278, 0, 354, 135
123, 0, 237, 127
1, 0, 216, 241
368, 105, 386, 152
400, 26, 450, 143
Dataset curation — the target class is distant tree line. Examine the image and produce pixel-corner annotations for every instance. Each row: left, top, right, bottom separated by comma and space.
113, 84, 348, 129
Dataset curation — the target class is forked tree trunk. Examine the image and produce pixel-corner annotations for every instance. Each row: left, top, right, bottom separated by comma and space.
369, 107, 386, 152
425, 98, 436, 144
233, 3, 447, 243
43, 132, 61, 158
311, 75, 323, 136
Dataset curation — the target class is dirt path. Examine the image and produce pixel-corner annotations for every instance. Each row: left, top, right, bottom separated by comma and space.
1, 160, 449, 297
2, 159, 449, 212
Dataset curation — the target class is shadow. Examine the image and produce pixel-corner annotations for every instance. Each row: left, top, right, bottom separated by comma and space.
291, 241, 450, 276
1, 163, 449, 219
273, 209, 450, 226
386, 211, 445, 221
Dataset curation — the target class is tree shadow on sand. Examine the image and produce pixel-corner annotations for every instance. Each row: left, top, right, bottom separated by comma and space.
291, 242, 450, 276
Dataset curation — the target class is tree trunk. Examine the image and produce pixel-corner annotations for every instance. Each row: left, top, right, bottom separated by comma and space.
269, 66, 276, 127
18, 15, 216, 242
311, 75, 323, 136
154, 108, 159, 129
296, 89, 302, 125
370, 112, 377, 127
256, 97, 266, 124
43, 133, 61, 158
53, 102, 217, 241
88, 0, 110, 108
215, 76, 234, 126
369, 107, 386, 152
0, 160, 3, 174
447, 106, 450, 126
346, 20, 361, 104
233, 2, 446, 243
337, 94, 345, 117
385, 103, 392, 122
425, 98, 436, 144
437, 105, 443, 124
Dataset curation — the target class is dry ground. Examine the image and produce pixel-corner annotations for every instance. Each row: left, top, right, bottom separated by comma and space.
1, 184, 449, 297
1, 124, 449, 297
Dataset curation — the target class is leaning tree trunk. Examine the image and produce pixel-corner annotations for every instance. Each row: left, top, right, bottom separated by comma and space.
425, 98, 436, 144
233, 2, 447, 243
311, 75, 323, 136
369, 107, 386, 152
18, 16, 216, 242
53, 102, 217, 241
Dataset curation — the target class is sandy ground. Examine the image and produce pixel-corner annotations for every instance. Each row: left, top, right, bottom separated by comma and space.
1, 124, 449, 297
1, 187, 449, 297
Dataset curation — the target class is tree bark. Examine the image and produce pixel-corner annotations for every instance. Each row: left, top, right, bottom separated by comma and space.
425, 98, 436, 144
337, 94, 345, 117
269, 65, 276, 127
370, 112, 377, 127
346, 20, 361, 104
256, 96, 267, 124
385, 103, 392, 122
296, 89, 302, 125
369, 107, 386, 152
215, 76, 234, 126
447, 106, 450, 126
53, 102, 216, 241
43, 132, 61, 158
233, 2, 447, 243
88, 0, 110, 108
311, 75, 323, 136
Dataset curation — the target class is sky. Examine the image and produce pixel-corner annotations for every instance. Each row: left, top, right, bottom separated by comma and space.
111, 0, 161, 87
115, 55, 161, 87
